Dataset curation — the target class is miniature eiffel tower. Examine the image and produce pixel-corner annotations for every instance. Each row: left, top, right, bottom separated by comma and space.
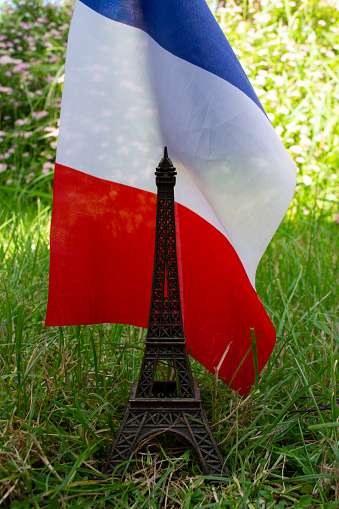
102, 148, 226, 479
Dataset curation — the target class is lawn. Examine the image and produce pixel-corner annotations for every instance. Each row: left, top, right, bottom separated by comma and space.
0, 0, 338, 507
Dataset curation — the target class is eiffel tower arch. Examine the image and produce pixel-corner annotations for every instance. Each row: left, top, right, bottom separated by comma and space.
102, 148, 226, 480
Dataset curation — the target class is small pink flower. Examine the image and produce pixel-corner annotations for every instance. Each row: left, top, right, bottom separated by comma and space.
13, 63, 28, 73
42, 161, 55, 174
15, 118, 27, 126
31, 111, 48, 119
43, 127, 59, 136
50, 141, 58, 150
0, 86, 13, 94
23, 152, 30, 157
0, 164, 8, 173
26, 172, 35, 183
9, 98, 21, 105
52, 99, 62, 108
42, 152, 54, 160
0, 55, 22, 64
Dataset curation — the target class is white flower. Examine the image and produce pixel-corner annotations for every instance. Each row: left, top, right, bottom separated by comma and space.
266, 90, 278, 101
307, 33, 317, 42
257, 48, 269, 56
326, 51, 335, 59
237, 22, 246, 35
302, 175, 313, 186
233, 48, 243, 57
298, 114, 308, 122
289, 145, 302, 154
286, 123, 299, 132
254, 13, 271, 24
272, 75, 284, 87
253, 87, 265, 97
281, 52, 296, 62
278, 105, 289, 115
299, 135, 312, 147
255, 75, 267, 85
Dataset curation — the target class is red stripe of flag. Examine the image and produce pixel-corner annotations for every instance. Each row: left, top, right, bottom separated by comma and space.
46, 163, 275, 395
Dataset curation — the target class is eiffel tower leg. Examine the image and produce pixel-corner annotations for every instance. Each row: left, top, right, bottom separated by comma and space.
102, 406, 147, 478
183, 411, 226, 478
103, 406, 226, 481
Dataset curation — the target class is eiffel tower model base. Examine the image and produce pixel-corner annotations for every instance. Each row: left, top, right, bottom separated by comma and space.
102, 371, 225, 479
101, 149, 226, 480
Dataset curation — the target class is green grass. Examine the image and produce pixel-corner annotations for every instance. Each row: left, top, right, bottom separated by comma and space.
1, 0, 339, 507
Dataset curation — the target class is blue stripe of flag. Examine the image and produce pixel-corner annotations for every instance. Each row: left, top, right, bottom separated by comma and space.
79, 0, 265, 113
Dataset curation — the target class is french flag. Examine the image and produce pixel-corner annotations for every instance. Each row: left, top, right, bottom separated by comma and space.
46, 0, 296, 395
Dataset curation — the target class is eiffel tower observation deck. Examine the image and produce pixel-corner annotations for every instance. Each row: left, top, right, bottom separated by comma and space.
102, 148, 226, 480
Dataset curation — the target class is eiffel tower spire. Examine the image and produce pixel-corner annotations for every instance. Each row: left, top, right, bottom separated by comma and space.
102, 148, 226, 479
147, 147, 183, 340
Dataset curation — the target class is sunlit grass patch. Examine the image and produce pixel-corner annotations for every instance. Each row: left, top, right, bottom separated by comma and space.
212, 0, 339, 224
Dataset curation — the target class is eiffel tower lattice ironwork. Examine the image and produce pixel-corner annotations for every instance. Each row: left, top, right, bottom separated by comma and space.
102, 148, 226, 479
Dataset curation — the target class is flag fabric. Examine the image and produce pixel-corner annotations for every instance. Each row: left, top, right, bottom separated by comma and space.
46, 0, 296, 395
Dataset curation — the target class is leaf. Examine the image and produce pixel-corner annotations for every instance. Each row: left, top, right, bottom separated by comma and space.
308, 422, 339, 430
